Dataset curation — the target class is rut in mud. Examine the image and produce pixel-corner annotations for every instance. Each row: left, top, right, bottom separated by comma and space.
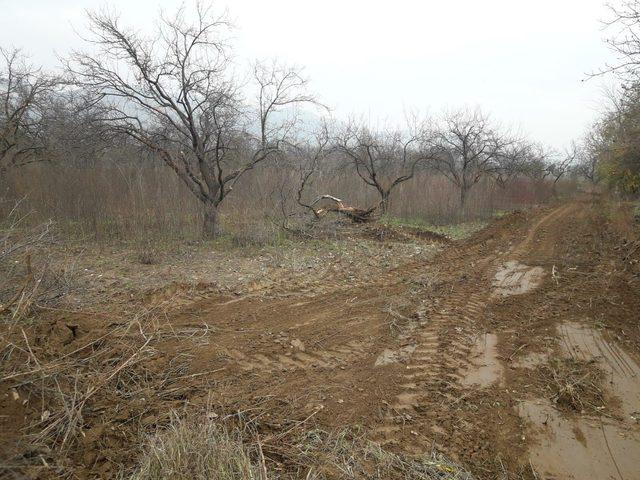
205, 199, 639, 479
2, 198, 639, 480
152, 198, 640, 478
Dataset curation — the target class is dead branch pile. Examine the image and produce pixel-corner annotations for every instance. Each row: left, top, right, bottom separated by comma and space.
0, 303, 175, 478
2, 331, 136, 475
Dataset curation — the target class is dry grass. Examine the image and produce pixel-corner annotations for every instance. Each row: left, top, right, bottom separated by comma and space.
0, 199, 64, 321
290, 428, 474, 480
1, 161, 555, 243
127, 419, 473, 480
541, 358, 606, 413
130, 416, 266, 480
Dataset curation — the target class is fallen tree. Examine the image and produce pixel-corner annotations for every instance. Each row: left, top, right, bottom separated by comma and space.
294, 131, 378, 224
309, 195, 377, 223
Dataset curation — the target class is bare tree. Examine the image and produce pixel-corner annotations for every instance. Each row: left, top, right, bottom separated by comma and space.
429, 108, 517, 212
334, 116, 432, 214
520, 142, 576, 196
67, 5, 314, 237
296, 122, 333, 218
547, 145, 578, 195
521, 143, 554, 184
595, 1, 640, 80
0, 48, 58, 175
575, 129, 602, 184
493, 140, 531, 189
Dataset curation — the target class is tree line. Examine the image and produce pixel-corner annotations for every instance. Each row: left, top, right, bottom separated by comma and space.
576, 0, 640, 195
1, 4, 581, 238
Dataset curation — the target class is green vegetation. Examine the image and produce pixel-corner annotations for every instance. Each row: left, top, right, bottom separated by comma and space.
590, 89, 640, 195
580, 2, 640, 197
382, 215, 488, 240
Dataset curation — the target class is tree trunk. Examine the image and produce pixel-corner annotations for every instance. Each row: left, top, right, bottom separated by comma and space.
203, 204, 220, 239
459, 187, 468, 218
460, 188, 467, 208
380, 191, 390, 215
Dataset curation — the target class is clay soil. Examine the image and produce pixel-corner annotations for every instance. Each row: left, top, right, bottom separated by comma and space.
2, 196, 639, 479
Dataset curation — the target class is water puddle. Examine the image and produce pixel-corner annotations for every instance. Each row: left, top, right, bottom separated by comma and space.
375, 344, 417, 366
519, 322, 640, 479
558, 322, 640, 420
492, 260, 545, 297
519, 399, 640, 480
460, 333, 503, 387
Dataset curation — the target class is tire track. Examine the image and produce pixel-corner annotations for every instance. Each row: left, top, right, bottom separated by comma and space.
372, 204, 573, 451
372, 289, 487, 448
223, 339, 372, 373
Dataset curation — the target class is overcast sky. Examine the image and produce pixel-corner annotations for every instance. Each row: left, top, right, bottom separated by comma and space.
0, 0, 619, 149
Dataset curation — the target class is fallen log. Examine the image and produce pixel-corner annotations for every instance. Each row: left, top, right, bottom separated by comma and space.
310, 195, 377, 223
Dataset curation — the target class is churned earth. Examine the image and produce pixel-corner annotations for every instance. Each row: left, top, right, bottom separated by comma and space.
2, 196, 639, 479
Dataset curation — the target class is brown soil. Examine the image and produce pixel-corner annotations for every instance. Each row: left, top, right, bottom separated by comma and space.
2, 196, 640, 479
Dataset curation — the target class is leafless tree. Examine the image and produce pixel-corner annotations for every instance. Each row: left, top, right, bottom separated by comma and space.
67, 4, 314, 237
334, 116, 432, 214
547, 145, 578, 195
575, 129, 602, 184
595, 1, 640, 80
520, 142, 576, 196
296, 121, 333, 218
520, 143, 554, 183
493, 140, 531, 188
0, 48, 59, 175
429, 108, 517, 212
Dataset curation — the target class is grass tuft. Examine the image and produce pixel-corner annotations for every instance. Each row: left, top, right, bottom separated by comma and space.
632, 199, 640, 220
542, 358, 606, 413
130, 416, 265, 480
129, 419, 473, 480
294, 428, 474, 480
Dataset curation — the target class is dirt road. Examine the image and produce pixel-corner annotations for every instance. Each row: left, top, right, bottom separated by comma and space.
3, 197, 640, 479
133, 198, 635, 478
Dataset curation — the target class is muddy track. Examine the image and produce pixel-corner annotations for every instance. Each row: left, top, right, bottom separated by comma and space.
12, 200, 636, 480
134, 200, 640, 478
367, 206, 563, 453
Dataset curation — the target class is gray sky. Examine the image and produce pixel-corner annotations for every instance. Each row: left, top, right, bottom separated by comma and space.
0, 0, 618, 149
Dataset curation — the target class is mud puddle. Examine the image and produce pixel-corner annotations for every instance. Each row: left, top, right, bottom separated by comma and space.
375, 344, 417, 366
460, 333, 503, 387
512, 350, 551, 369
519, 399, 640, 480
492, 260, 545, 297
520, 321, 640, 479
558, 322, 640, 419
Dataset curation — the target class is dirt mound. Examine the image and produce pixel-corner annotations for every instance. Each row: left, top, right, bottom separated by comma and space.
360, 224, 452, 244
466, 209, 529, 246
